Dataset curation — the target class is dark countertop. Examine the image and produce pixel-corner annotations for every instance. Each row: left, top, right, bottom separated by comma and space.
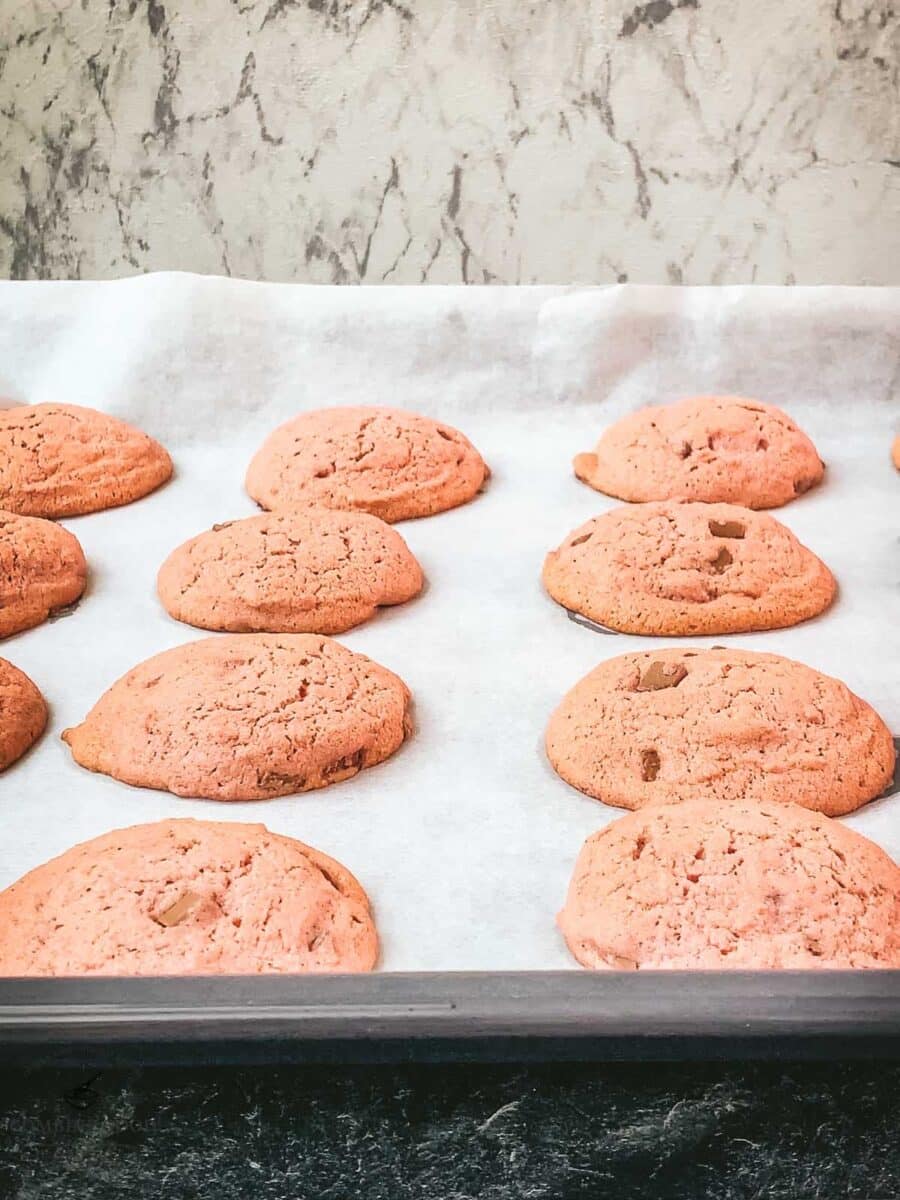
2, 1061, 899, 1198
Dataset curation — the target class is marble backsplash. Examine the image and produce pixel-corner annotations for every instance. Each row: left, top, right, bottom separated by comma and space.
1, 0, 898, 284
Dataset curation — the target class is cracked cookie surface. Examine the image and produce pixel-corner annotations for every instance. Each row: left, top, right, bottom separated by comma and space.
543, 501, 835, 635
574, 396, 824, 509
246, 405, 489, 521
0, 818, 377, 975
158, 509, 423, 634
0, 510, 88, 638
559, 799, 900, 969
62, 634, 412, 800
546, 648, 894, 817
0, 403, 172, 517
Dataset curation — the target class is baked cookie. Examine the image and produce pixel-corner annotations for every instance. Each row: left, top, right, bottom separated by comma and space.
0, 403, 172, 517
246, 406, 489, 522
62, 634, 411, 800
0, 818, 377, 975
892, 435, 900, 470
559, 799, 900, 970
0, 510, 88, 638
574, 396, 824, 508
158, 509, 424, 634
543, 501, 835, 636
0, 658, 47, 770
546, 648, 894, 817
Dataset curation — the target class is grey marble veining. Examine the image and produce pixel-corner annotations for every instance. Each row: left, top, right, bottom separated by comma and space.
0, 0, 898, 283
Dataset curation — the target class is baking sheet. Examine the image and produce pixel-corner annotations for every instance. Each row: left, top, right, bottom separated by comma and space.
0, 277, 897, 973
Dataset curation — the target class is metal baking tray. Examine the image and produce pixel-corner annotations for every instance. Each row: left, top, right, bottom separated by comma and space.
0, 279, 897, 1064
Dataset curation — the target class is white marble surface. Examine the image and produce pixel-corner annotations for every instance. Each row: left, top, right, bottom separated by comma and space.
0, 0, 899, 283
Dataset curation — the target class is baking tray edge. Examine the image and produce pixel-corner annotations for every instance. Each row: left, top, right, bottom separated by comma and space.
2, 972, 899, 1065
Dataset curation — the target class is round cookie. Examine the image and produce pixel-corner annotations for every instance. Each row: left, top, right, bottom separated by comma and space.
0, 403, 172, 517
158, 509, 424, 635
559, 799, 900, 970
546, 647, 894, 817
0, 818, 377, 975
0, 510, 88, 638
0, 658, 47, 770
574, 396, 824, 509
543, 501, 835, 636
62, 634, 412, 800
246, 405, 489, 522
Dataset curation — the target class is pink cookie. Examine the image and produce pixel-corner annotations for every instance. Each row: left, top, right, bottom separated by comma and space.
0, 658, 47, 770
0, 403, 172, 517
546, 647, 894, 817
0, 510, 87, 638
574, 396, 824, 509
0, 819, 377, 975
543, 501, 835, 635
158, 508, 423, 634
62, 634, 412, 800
246, 406, 489, 522
559, 799, 900, 969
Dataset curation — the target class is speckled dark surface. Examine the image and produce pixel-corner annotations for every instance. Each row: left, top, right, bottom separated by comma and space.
1, 1062, 899, 1198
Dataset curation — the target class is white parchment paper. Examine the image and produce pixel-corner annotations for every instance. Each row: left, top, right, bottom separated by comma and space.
0, 277, 897, 971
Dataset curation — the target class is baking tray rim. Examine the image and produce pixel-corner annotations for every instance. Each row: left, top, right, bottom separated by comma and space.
2, 971, 899, 1056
